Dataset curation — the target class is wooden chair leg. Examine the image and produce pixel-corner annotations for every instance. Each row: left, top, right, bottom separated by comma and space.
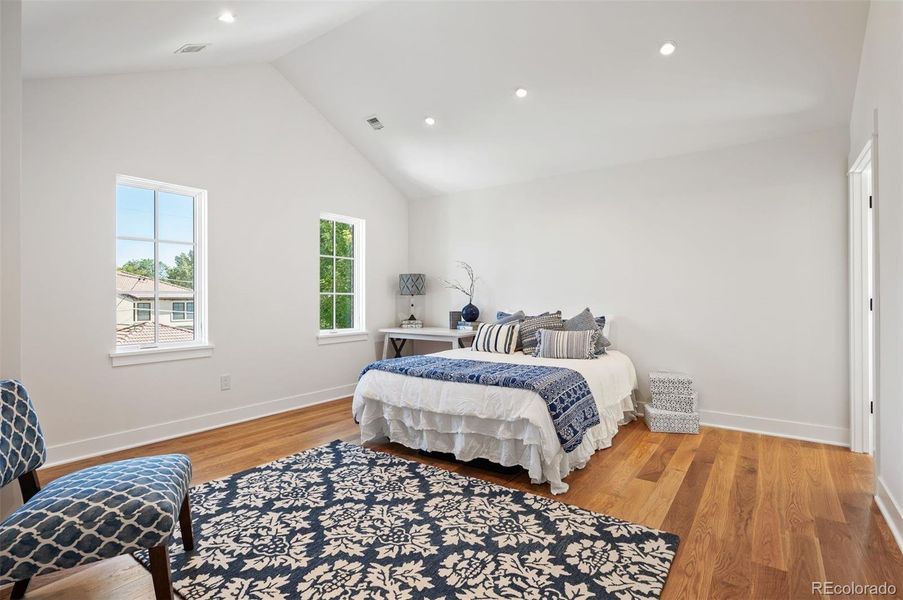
10, 578, 30, 599
17, 471, 41, 503
148, 545, 174, 600
179, 494, 195, 551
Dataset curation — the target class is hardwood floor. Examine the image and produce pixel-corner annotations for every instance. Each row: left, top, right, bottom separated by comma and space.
3, 397, 901, 599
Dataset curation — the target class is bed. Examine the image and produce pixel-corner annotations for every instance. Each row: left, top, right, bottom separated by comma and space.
352, 339, 638, 494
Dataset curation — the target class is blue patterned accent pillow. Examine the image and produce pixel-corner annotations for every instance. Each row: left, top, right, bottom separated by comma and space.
563, 308, 610, 355
497, 311, 549, 351
494, 310, 525, 325
497, 310, 550, 320
519, 312, 564, 356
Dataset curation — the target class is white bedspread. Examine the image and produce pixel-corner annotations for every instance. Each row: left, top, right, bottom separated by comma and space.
353, 348, 638, 493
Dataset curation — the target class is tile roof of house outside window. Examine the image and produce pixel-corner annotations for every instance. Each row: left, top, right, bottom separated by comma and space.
116, 271, 193, 300
115, 321, 194, 345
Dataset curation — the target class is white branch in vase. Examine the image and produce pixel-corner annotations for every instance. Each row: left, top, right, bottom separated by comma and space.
441, 261, 478, 303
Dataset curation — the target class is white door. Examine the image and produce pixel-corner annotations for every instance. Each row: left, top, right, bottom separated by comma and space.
865, 164, 875, 454
849, 141, 875, 454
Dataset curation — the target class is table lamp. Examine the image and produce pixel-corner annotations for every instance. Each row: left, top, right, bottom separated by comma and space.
399, 273, 426, 322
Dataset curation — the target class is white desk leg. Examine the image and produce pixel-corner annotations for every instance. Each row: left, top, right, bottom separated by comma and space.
450, 340, 457, 352
382, 335, 390, 360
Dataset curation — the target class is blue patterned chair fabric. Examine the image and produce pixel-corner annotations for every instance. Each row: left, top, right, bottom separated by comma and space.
0, 379, 193, 591
0, 381, 47, 489
0, 454, 191, 584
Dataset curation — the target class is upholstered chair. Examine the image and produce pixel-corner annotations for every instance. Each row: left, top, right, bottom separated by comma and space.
0, 380, 194, 599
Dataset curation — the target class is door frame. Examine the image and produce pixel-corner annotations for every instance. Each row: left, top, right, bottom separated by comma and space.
848, 136, 877, 454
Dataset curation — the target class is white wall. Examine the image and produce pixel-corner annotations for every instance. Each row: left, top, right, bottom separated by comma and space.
0, 0, 24, 517
849, 0, 903, 547
410, 127, 850, 444
1, 0, 22, 378
22, 64, 409, 464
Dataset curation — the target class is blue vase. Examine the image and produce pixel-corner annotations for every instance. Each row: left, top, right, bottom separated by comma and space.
461, 303, 480, 322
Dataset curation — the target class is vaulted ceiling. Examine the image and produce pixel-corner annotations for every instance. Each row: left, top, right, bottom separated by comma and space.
22, 0, 371, 79
24, 1, 869, 198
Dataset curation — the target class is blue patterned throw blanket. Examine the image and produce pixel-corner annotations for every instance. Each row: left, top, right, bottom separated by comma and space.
360, 355, 600, 452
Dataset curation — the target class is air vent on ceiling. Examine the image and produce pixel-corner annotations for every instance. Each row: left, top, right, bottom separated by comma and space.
174, 43, 209, 54
365, 115, 384, 130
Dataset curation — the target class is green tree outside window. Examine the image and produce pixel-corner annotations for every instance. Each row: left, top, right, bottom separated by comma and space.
320, 218, 356, 330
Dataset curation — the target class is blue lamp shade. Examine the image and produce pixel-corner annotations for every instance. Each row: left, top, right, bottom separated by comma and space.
399, 274, 426, 296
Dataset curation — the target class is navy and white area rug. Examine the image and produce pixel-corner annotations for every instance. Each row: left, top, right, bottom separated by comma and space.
136, 441, 679, 599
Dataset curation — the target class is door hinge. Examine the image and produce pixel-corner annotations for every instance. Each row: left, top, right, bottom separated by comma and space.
869, 195, 873, 209
870, 401, 874, 415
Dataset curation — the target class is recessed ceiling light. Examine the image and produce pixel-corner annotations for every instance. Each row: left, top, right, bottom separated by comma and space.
659, 41, 677, 56
218, 11, 236, 23
514, 88, 528, 98
424, 116, 436, 126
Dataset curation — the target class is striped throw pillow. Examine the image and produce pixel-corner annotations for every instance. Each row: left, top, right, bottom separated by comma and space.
533, 329, 599, 360
471, 323, 520, 354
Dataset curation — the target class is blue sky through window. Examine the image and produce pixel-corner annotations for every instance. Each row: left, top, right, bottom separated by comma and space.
116, 185, 194, 266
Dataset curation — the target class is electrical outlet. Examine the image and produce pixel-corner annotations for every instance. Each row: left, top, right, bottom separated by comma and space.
220, 374, 231, 391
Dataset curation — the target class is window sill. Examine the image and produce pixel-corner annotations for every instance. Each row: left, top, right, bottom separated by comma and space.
110, 343, 215, 367
317, 330, 369, 345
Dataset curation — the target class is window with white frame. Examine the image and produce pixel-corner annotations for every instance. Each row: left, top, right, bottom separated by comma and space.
319, 213, 365, 334
134, 302, 151, 322
172, 301, 194, 321
115, 175, 207, 350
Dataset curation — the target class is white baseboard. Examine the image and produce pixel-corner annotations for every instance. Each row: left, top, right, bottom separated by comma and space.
45, 383, 357, 468
876, 477, 903, 553
697, 408, 849, 447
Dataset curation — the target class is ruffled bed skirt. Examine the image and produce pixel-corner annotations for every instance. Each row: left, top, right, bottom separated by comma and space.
357, 392, 637, 494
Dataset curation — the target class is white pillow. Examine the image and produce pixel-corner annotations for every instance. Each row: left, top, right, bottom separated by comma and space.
471, 322, 520, 354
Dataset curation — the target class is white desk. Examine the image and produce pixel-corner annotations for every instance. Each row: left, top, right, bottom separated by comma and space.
379, 327, 477, 359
